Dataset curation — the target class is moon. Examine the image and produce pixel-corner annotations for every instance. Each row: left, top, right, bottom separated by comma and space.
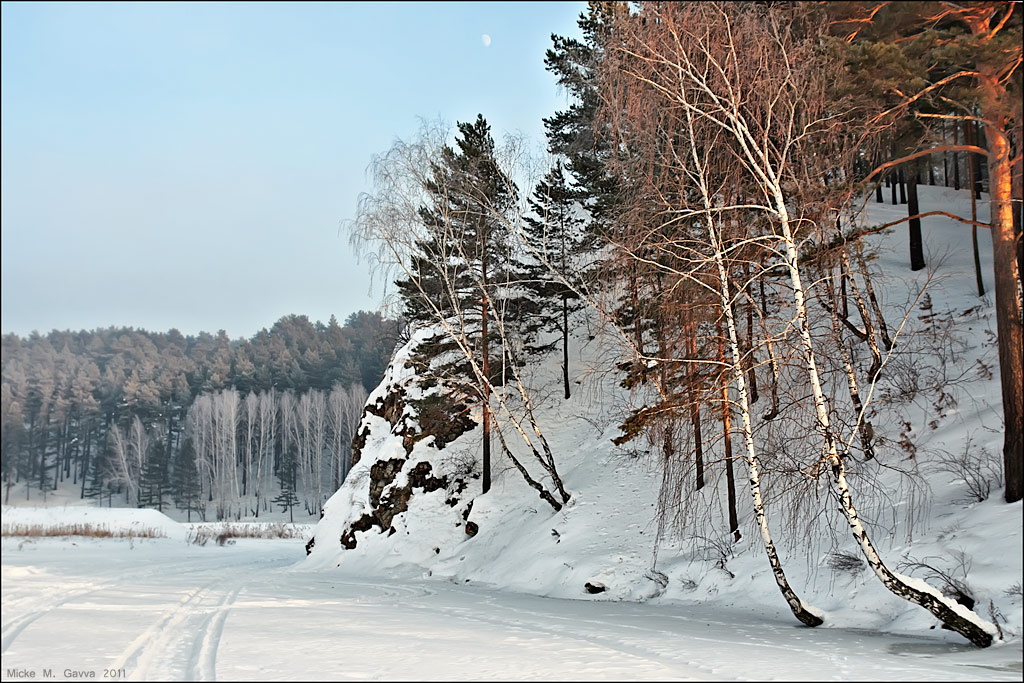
481, 34, 491, 47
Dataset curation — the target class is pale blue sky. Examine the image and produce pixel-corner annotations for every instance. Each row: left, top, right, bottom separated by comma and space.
1, 1, 586, 338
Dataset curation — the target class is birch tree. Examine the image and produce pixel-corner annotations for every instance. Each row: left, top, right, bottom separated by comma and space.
599, 1, 997, 646
328, 382, 367, 490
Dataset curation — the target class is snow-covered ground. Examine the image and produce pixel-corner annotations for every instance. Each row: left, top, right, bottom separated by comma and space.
2, 535, 1020, 681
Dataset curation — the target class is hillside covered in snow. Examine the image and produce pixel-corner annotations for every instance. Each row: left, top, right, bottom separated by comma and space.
306, 184, 1022, 651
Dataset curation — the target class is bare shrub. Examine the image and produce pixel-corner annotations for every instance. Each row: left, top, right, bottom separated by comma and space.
690, 534, 736, 580
827, 551, 865, 575
187, 521, 308, 545
898, 551, 975, 606
988, 600, 1006, 640
933, 439, 1003, 503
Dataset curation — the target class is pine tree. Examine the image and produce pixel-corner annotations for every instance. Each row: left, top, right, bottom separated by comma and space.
82, 441, 113, 506
172, 438, 204, 522
543, 2, 628, 228
828, 1, 1023, 502
521, 161, 588, 398
394, 114, 522, 494
274, 442, 299, 523
139, 436, 169, 511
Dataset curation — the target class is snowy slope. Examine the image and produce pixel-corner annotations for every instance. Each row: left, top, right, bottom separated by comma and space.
306, 185, 1021, 651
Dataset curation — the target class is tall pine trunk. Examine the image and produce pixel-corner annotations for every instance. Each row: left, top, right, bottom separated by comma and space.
965, 120, 986, 297
978, 84, 1023, 504
686, 311, 705, 489
562, 294, 571, 400
954, 121, 962, 190
718, 318, 740, 543
908, 159, 925, 271
481, 235, 492, 495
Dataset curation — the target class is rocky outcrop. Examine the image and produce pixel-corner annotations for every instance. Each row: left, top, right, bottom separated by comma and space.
329, 366, 478, 552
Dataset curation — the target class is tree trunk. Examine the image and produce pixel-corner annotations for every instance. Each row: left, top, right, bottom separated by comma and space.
953, 121, 962, 190
840, 257, 849, 319
757, 269, 781, 421
561, 223, 572, 401
973, 121, 985, 200
707, 217, 821, 628
943, 121, 950, 187
562, 294, 571, 400
966, 120, 986, 296
481, 284, 491, 496
840, 251, 883, 377
718, 319, 740, 543
908, 159, 926, 271
743, 264, 758, 404
828, 267, 876, 460
686, 312, 705, 489
978, 88, 1024, 504
856, 248, 894, 351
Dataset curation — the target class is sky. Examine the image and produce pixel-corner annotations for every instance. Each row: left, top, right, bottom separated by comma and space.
0, 1, 587, 340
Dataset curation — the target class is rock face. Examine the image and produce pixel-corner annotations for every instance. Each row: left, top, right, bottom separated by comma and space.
306, 331, 479, 555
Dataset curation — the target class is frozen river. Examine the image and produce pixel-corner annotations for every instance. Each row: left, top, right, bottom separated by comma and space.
1, 538, 1020, 681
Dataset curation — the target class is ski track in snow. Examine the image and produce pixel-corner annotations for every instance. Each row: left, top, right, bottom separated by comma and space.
1, 555, 223, 657
0, 545, 291, 681
109, 577, 231, 681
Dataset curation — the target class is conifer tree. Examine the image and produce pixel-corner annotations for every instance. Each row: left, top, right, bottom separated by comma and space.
172, 438, 203, 522
543, 2, 628, 228
394, 114, 520, 494
139, 436, 169, 511
521, 161, 588, 398
274, 442, 299, 522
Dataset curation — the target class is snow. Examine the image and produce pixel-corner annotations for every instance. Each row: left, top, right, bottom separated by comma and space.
3, 185, 1023, 679
2, 535, 1021, 680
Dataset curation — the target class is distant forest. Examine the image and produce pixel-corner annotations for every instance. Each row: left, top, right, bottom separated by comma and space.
1, 311, 401, 520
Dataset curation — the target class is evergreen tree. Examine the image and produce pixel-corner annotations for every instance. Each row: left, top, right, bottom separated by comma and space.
273, 442, 299, 523
543, 2, 628, 228
139, 436, 169, 511
172, 437, 204, 522
521, 161, 588, 398
394, 114, 522, 494
82, 442, 113, 506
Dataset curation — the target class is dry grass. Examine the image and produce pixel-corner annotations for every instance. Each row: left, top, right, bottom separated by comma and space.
187, 521, 308, 546
1, 523, 166, 539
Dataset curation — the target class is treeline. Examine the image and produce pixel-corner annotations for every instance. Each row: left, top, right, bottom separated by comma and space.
1, 311, 399, 518
352, 2, 1020, 647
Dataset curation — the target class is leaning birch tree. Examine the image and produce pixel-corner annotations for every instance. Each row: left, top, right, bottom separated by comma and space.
601, 1, 997, 647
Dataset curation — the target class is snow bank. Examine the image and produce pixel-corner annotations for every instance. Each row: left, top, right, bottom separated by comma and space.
1, 505, 189, 541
